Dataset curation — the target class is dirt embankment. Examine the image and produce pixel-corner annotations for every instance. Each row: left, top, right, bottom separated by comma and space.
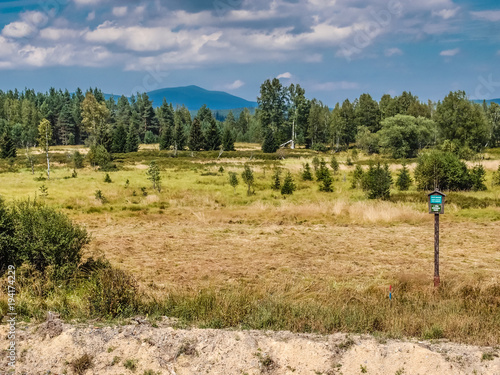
1, 315, 499, 375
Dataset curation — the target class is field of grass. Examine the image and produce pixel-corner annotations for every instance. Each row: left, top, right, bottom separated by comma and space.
1, 143, 500, 345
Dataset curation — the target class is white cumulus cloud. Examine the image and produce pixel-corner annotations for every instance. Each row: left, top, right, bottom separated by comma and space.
440, 48, 460, 56
385, 47, 403, 57
277, 72, 292, 79
470, 10, 500, 22
112, 7, 128, 17
224, 80, 245, 90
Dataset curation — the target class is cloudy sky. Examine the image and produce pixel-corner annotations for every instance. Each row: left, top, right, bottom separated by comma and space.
0, 0, 499, 105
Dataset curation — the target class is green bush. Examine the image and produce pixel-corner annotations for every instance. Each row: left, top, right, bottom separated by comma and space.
414, 150, 472, 191
73, 151, 84, 169
0, 198, 89, 278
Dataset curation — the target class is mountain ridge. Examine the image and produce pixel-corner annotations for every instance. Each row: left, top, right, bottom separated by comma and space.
105, 85, 258, 111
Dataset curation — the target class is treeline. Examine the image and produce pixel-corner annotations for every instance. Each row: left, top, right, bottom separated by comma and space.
0, 82, 499, 159
257, 78, 500, 156
0, 87, 261, 157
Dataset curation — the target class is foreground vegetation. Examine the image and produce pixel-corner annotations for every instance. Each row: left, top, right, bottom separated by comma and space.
1, 144, 499, 346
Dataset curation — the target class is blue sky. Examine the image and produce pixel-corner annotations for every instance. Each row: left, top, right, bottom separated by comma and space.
0, 0, 499, 106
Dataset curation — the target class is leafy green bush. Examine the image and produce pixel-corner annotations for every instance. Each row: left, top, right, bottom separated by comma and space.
0, 198, 89, 278
414, 150, 472, 191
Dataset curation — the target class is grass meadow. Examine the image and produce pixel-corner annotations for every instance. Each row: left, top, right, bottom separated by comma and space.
1, 143, 500, 345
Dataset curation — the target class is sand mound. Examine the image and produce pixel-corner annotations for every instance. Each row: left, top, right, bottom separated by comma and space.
1, 316, 499, 374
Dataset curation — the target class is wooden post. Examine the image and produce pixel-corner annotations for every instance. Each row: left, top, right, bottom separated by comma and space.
434, 213, 440, 287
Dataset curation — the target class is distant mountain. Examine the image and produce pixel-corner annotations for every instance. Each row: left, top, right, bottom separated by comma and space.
141, 85, 258, 110
472, 98, 500, 105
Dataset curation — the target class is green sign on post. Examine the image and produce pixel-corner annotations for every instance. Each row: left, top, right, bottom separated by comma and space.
427, 190, 446, 287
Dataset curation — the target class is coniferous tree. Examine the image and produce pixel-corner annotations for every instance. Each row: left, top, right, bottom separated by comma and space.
262, 127, 278, 153
222, 126, 235, 151
281, 171, 296, 195
158, 100, 174, 150
302, 163, 313, 181
241, 164, 254, 196
0, 132, 16, 159
395, 164, 412, 191
351, 165, 364, 189
111, 123, 127, 153
228, 172, 239, 193
362, 162, 392, 199
319, 170, 333, 192
330, 155, 339, 175
125, 123, 140, 153
188, 118, 204, 151
204, 119, 221, 151
271, 169, 281, 190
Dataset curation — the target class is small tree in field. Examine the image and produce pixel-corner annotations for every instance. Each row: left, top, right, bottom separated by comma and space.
281, 171, 296, 195
396, 164, 412, 191
271, 169, 281, 190
351, 165, 364, 189
228, 172, 239, 193
241, 164, 254, 196
38, 119, 52, 180
319, 170, 334, 192
362, 162, 392, 199
146, 160, 161, 192
302, 163, 313, 181
330, 156, 339, 175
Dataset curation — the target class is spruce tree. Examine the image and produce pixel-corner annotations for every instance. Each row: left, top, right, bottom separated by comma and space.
395, 164, 412, 191
173, 121, 186, 150
0, 132, 16, 159
281, 171, 296, 195
204, 119, 221, 151
188, 118, 204, 151
351, 165, 364, 189
228, 172, 239, 193
302, 163, 313, 181
111, 124, 127, 153
262, 127, 278, 153
125, 123, 140, 153
271, 169, 281, 190
319, 169, 334, 192
222, 126, 235, 151
362, 162, 392, 199
315, 158, 329, 181
330, 155, 339, 175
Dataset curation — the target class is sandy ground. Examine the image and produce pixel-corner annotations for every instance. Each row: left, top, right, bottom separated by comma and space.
1, 315, 499, 375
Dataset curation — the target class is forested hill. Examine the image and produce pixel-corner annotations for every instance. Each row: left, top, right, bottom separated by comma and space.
105, 85, 258, 110
473, 98, 500, 105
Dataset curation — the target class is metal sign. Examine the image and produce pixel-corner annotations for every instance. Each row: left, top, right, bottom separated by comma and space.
428, 191, 445, 214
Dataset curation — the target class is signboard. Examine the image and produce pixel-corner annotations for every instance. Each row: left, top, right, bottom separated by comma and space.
428, 190, 445, 214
